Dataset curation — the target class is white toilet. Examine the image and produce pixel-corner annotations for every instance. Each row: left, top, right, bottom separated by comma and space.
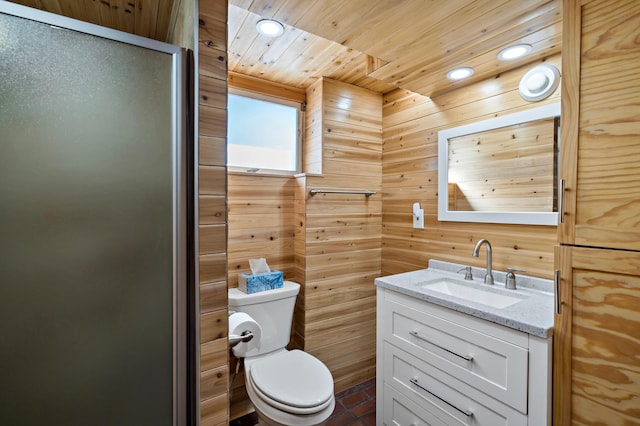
229, 281, 335, 426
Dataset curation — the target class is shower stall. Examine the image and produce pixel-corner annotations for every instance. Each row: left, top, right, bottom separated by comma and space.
0, 3, 192, 425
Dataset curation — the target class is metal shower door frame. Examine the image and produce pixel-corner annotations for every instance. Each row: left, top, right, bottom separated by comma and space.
0, 2, 189, 424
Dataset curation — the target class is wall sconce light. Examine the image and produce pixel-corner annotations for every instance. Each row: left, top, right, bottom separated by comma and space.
256, 19, 285, 37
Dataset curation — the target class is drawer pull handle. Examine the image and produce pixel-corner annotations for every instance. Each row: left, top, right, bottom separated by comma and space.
554, 269, 561, 315
410, 378, 473, 419
559, 178, 565, 224
409, 331, 473, 362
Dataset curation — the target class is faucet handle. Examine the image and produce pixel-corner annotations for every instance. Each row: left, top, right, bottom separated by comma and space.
505, 268, 526, 290
457, 266, 473, 280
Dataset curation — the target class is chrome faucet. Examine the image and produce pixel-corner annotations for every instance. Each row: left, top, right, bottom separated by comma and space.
472, 238, 494, 285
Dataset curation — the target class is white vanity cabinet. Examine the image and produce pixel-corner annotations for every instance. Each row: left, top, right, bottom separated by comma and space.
376, 287, 552, 426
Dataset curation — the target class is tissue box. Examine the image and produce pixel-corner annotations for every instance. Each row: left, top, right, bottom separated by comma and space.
238, 270, 284, 294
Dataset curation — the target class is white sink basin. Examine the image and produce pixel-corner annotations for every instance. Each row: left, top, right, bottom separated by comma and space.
421, 279, 525, 309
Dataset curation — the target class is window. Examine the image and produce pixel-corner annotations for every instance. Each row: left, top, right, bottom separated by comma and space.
227, 89, 303, 173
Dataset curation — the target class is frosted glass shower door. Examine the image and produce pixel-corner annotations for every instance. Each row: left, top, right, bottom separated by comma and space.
0, 4, 187, 425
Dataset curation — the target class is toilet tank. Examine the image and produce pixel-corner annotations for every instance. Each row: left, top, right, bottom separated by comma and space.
229, 281, 300, 357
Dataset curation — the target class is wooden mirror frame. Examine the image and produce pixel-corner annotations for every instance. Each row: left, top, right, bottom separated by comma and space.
437, 103, 561, 225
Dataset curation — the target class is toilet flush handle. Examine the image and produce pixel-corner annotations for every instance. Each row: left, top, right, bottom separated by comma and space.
229, 330, 254, 348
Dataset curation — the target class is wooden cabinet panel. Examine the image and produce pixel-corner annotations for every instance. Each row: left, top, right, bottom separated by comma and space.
559, 0, 640, 250
554, 246, 640, 424
555, 1, 640, 424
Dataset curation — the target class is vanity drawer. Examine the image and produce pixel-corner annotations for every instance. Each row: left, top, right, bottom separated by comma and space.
383, 383, 449, 426
380, 295, 529, 412
383, 342, 527, 426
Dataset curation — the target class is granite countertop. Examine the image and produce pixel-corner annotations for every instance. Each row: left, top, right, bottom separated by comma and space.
375, 260, 554, 338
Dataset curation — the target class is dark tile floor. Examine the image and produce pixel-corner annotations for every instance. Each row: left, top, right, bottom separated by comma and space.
230, 378, 376, 426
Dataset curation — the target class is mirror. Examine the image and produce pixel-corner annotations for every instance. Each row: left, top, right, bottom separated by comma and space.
438, 103, 560, 225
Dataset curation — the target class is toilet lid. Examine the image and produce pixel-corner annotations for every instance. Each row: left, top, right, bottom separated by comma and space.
250, 350, 334, 409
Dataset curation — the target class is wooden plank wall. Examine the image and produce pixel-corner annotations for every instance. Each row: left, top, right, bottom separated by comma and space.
225, 75, 304, 419
298, 77, 382, 393
167, 0, 195, 48
226, 77, 382, 414
382, 55, 562, 280
197, 1, 228, 425
227, 173, 297, 419
227, 174, 297, 287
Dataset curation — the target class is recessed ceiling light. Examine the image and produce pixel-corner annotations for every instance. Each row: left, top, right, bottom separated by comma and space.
498, 44, 532, 61
446, 67, 474, 81
256, 19, 284, 37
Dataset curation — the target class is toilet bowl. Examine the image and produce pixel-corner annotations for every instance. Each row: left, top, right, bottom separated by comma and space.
245, 349, 335, 425
229, 281, 335, 426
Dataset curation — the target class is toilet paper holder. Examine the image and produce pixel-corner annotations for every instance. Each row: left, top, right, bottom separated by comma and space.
229, 330, 255, 348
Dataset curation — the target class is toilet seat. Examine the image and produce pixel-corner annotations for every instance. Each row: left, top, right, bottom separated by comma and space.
248, 350, 334, 415
245, 377, 335, 426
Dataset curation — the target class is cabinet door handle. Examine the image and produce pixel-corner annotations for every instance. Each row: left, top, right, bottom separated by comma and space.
558, 179, 565, 224
409, 331, 473, 362
554, 269, 561, 314
410, 378, 473, 419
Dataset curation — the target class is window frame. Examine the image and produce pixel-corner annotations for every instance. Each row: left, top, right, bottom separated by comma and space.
227, 87, 304, 175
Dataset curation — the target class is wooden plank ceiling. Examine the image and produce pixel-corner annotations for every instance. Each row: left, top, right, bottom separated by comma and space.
9, 0, 562, 97
230, 0, 562, 97
7, 0, 176, 42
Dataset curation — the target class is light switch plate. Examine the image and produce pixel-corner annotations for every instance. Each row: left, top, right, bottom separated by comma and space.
413, 209, 424, 229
